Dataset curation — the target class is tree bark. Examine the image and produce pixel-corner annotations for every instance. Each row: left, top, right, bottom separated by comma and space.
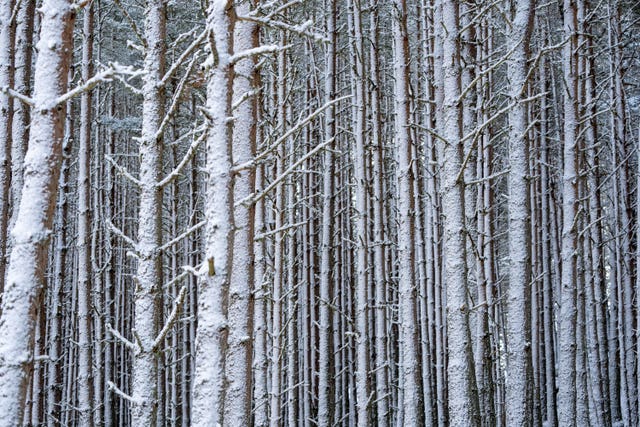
0, 1, 75, 424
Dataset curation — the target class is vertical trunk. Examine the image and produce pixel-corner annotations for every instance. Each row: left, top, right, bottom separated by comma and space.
0, 0, 15, 299
192, 1, 234, 425
131, 1, 166, 424
10, 0, 34, 233
252, 93, 268, 427
224, 2, 257, 424
318, 2, 336, 424
285, 162, 297, 427
369, 2, 389, 424
347, 0, 370, 424
0, 1, 75, 424
539, 52, 558, 427
47, 95, 73, 427
557, 0, 579, 424
76, 4, 95, 425
269, 31, 287, 427
440, 0, 478, 424
505, 0, 534, 425
392, 1, 421, 424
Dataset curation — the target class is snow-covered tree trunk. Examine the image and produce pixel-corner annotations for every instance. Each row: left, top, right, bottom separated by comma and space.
252, 151, 268, 427
392, 1, 420, 424
224, 3, 257, 425
0, 0, 76, 424
538, 55, 558, 427
76, 4, 95, 425
131, 0, 166, 424
369, 3, 389, 424
439, 0, 478, 424
557, 0, 580, 423
318, 3, 336, 424
347, 0, 370, 424
269, 32, 287, 427
0, 0, 15, 298
505, 0, 534, 424
192, 1, 234, 425
9, 0, 34, 234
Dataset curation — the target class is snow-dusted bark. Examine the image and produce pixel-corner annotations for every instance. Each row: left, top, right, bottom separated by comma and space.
439, 0, 478, 424
192, 1, 234, 425
0, 0, 75, 424
557, 0, 579, 424
369, 3, 389, 424
9, 0, 34, 235
538, 55, 558, 427
76, 4, 95, 426
225, 3, 257, 424
269, 34, 287, 427
131, 1, 166, 424
579, 4, 609, 423
392, 1, 420, 424
0, 0, 15, 298
318, 3, 336, 424
253, 158, 268, 427
347, 0, 370, 424
505, 0, 535, 424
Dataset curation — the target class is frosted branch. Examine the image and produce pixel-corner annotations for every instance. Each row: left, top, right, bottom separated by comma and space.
159, 220, 206, 252
160, 28, 209, 87
113, 0, 146, 48
105, 155, 142, 187
241, 137, 334, 207
154, 56, 198, 142
0, 86, 34, 107
255, 221, 307, 241
237, 15, 328, 43
111, 74, 143, 96
152, 285, 188, 351
157, 129, 206, 189
236, 95, 350, 172
106, 323, 138, 352
10, 0, 22, 25
230, 45, 289, 64
253, 0, 304, 19
108, 381, 140, 405
165, 270, 190, 289
56, 68, 115, 106
105, 218, 138, 251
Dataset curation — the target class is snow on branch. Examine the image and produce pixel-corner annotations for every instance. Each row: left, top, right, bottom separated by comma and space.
160, 27, 209, 87
157, 128, 208, 188
105, 155, 142, 187
229, 45, 290, 64
106, 323, 138, 352
113, 0, 146, 48
253, 0, 304, 19
232, 89, 258, 112
108, 381, 141, 405
154, 56, 199, 142
237, 14, 328, 44
159, 220, 206, 252
240, 137, 335, 207
105, 218, 138, 252
255, 220, 307, 241
233, 95, 350, 173
55, 67, 116, 106
0, 86, 34, 107
152, 284, 188, 351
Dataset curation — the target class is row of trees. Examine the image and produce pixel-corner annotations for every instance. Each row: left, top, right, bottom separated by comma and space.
0, 0, 639, 425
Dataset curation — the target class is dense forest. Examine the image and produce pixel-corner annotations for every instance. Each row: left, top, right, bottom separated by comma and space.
0, 0, 639, 425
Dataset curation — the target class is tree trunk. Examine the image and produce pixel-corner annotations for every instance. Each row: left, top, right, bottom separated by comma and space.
0, 1, 75, 424
505, 0, 534, 424
192, 1, 234, 425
